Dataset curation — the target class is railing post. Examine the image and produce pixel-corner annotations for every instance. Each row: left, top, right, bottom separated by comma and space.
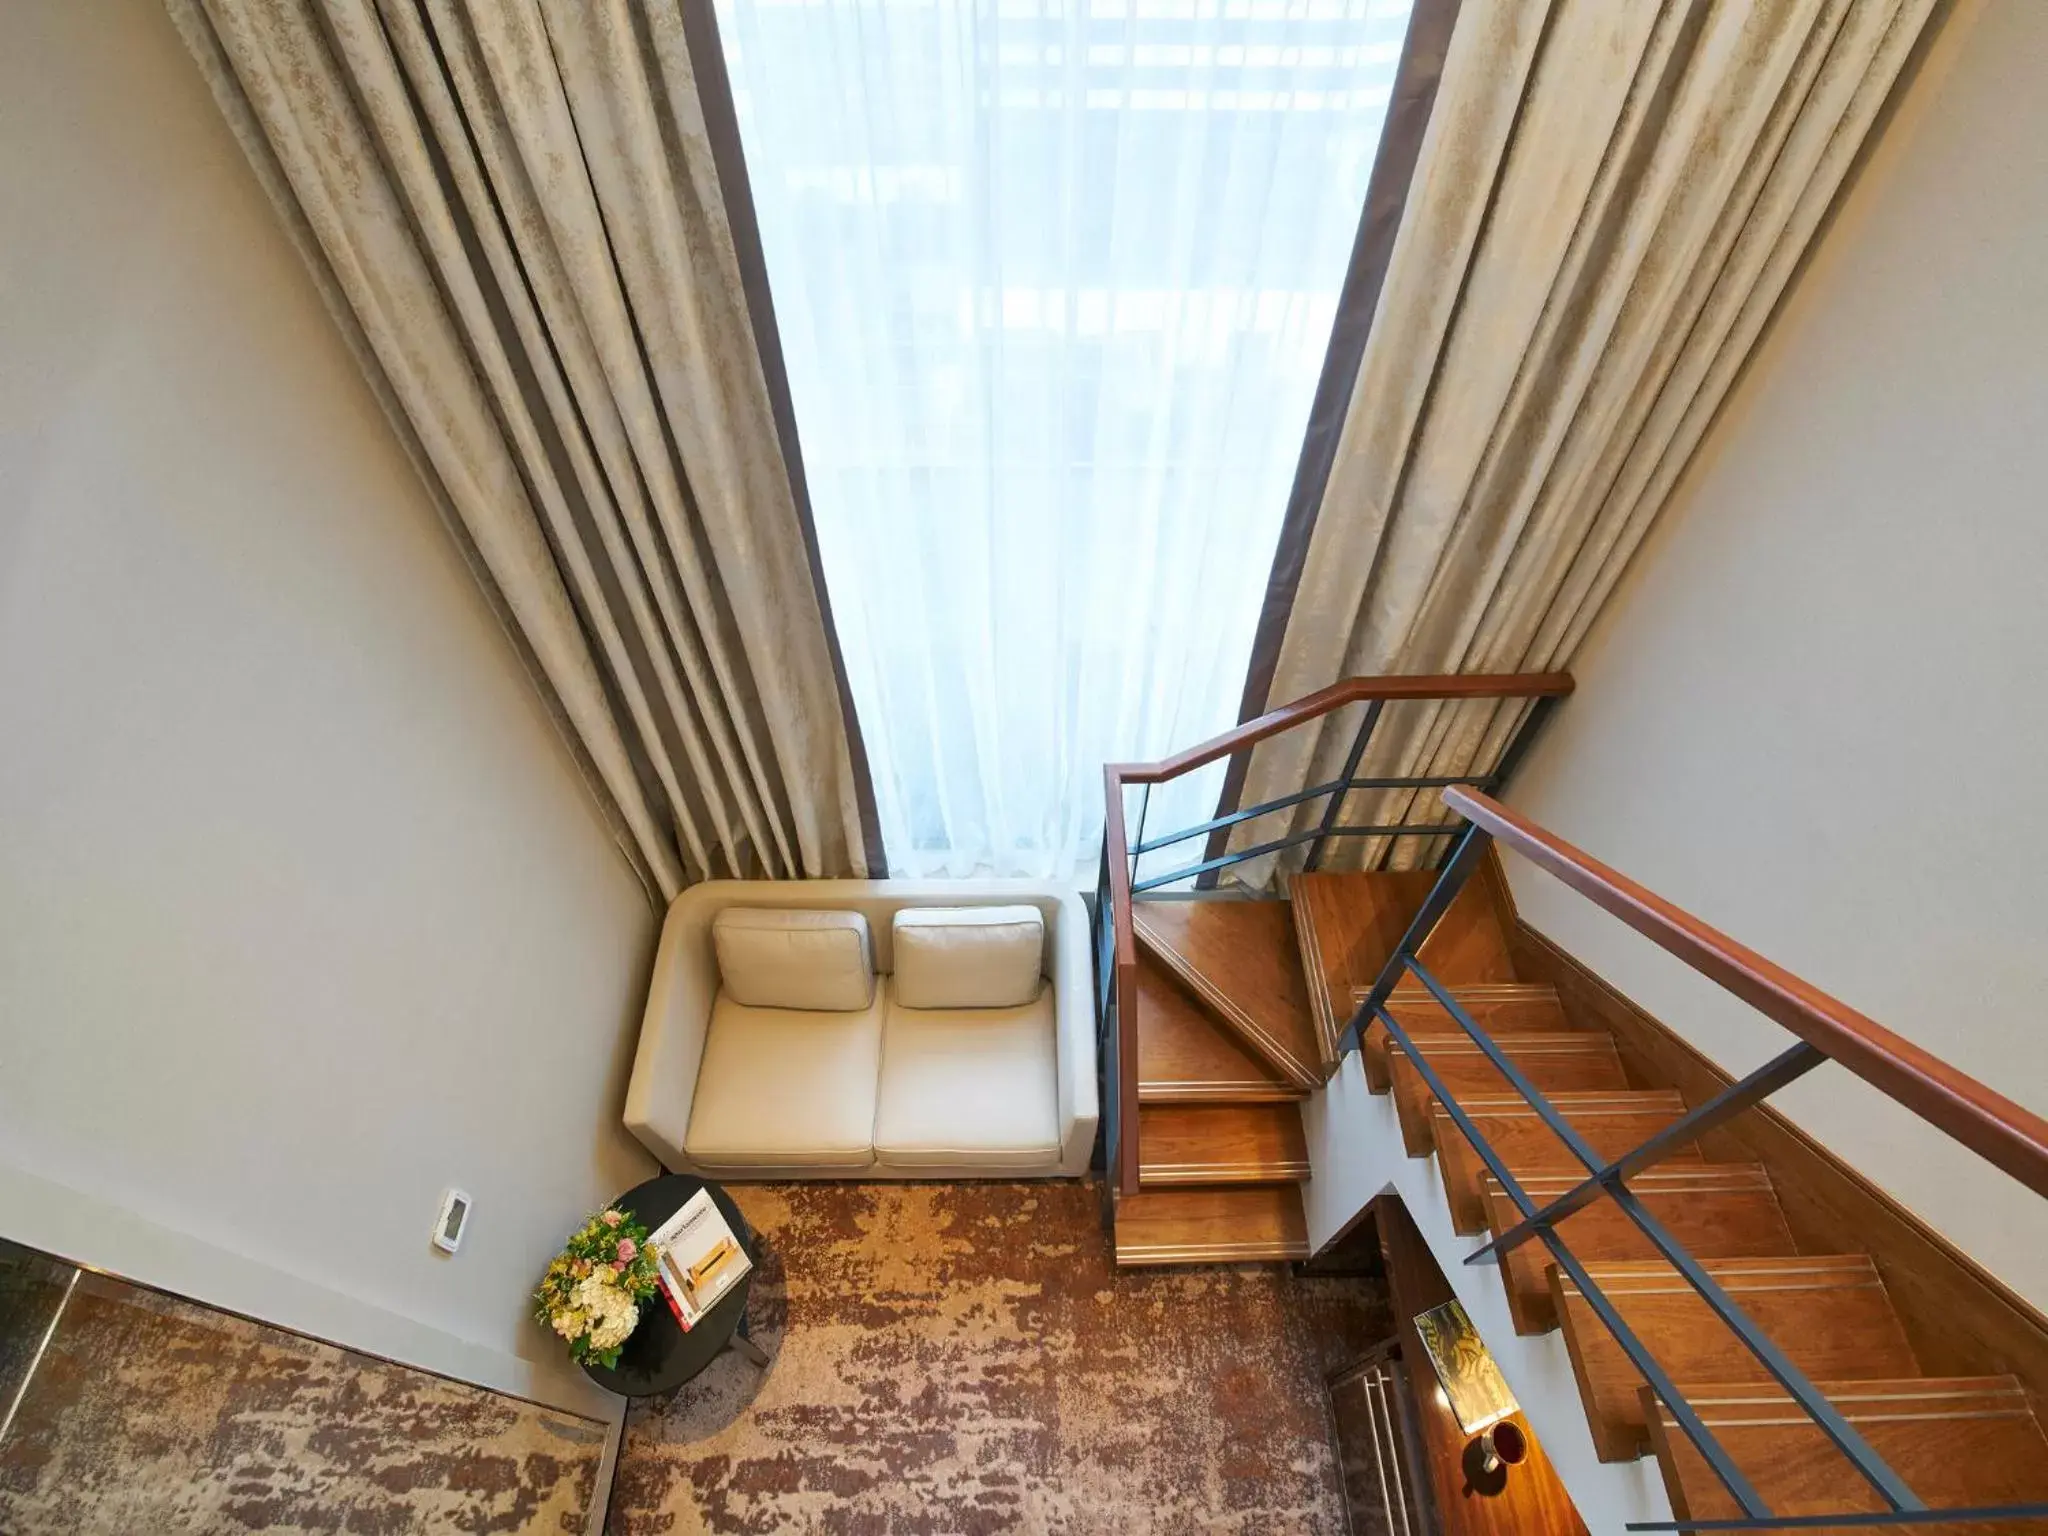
1132, 783, 1152, 887
1305, 700, 1383, 873
1101, 766, 1143, 1199
1094, 839, 1114, 1025
1484, 692, 1562, 797
1338, 821, 1492, 1056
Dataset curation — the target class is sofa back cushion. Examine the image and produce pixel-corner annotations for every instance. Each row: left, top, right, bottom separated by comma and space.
713, 908, 875, 1011
891, 906, 1044, 1009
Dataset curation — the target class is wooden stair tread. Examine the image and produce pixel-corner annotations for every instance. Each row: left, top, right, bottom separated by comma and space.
1388, 1032, 1628, 1155
1431, 1089, 1697, 1235
1645, 1377, 2048, 1532
1290, 869, 1518, 1069
1361, 983, 1570, 1091
1135, 953, 1303, 1103
1133, 901, 1320, 1088
1136, 1102, 1309, 1187
1554, 1254, 1919, 1462
1481, 1165, 1798, 1335
1112, 1186, 1309, 1267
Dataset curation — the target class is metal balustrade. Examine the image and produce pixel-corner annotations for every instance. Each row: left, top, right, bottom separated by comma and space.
1337, 788, 2048, 1532
1090, 673, 2048, 1531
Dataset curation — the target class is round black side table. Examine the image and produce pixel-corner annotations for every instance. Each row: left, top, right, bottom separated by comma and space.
577, 1172, 766, 1398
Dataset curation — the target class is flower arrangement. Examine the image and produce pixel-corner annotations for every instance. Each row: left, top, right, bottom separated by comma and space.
534, 1206, 662, 1368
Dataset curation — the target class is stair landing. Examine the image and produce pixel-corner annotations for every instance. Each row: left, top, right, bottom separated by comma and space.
1132, 900, 1320, 1087
1134, 953, 1303, 1104
1290, 868, 1519, 1068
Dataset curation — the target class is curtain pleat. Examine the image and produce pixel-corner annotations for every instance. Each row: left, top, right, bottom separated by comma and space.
1225, 0, 1941, 883
167, 0, 880, 901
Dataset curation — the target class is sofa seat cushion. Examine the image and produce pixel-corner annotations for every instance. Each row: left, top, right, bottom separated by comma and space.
684, 991, 883, 1169
873, 984, 1059, 1168
713, 907, 875, 1011
890, 905, 1044, 1009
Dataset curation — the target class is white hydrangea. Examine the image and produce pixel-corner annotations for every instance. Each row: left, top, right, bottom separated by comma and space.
589, 1306, 637, 1353
573, 1272, 639, 1353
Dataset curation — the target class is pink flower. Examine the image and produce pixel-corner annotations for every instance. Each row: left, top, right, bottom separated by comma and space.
616, 1238, 638, 1262
601, 1210, 623, 1227
612, 1259, 628, 1273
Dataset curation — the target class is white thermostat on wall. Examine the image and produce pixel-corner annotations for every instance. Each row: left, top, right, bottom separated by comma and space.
432, 1188, 473, 1255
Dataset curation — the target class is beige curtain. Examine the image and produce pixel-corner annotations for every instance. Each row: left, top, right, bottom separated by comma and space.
167, 0, 880, 902
1226, 0, 1940, 882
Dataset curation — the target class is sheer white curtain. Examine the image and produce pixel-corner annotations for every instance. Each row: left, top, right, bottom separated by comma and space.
717, 0, 1412, 877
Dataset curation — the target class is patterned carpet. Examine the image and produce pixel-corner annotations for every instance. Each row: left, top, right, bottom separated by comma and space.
0, 1186, 1387, 1534
0, 1264, 606, 1534
609, 1182, 1390, 1535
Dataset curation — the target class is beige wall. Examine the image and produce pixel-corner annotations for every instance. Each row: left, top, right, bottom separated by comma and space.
1506, 1, 2048, 1309
0, 4, 655, 1410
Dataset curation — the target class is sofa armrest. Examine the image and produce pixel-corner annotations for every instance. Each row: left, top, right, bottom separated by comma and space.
623, 889, 721, 1170
1049, 890, 1100, 1173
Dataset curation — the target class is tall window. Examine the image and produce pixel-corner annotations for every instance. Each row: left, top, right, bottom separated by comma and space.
719, 0, 1413, 876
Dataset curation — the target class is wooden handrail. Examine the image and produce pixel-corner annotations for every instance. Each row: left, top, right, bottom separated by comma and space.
1443, 786, 2048, 1203
1109, 672, 1574, 785
1099, 672, 1574, 1198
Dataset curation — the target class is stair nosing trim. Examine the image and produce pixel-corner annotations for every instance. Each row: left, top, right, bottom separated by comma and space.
1445, 1091, 1686, 1107
1435, 1106, 1687, 1124
1558, 1256, 1884, 1299
1671, 1384, 2026, 1409
1392, 1040, 1613, 1056
1365, 983, 1561, 1005
1575, 1255, 1878, 1277
1486, 1183, 1780, 1206
1117, 1242, 1310, 1262
1138, 1081, 1305, 1101
1670, 1407, 2036, 1430
1134, 911, 1319, 1089
1138, 1072, 1301, 1093
1288, 885, 1340, 1060
1487, 1168, 1774, 1193
1565, 1277, 1887, 1299
1662, 1392, 2031, 1417
1140, 1160, 1312, 1178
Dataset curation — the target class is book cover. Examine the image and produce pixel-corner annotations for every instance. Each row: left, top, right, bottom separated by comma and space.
648, 1189, 753, 1331
1412, 1298, 1518, 1434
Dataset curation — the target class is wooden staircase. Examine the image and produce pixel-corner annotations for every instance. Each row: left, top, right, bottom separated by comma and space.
1111, 901, 1316, 1265
1106, 860, 2048, 1526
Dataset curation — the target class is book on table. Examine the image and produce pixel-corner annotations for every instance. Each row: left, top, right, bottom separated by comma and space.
647, 1190, 752, 1332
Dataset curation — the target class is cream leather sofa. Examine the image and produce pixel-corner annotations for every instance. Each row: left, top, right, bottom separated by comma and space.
623, 881, 1098, 1179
